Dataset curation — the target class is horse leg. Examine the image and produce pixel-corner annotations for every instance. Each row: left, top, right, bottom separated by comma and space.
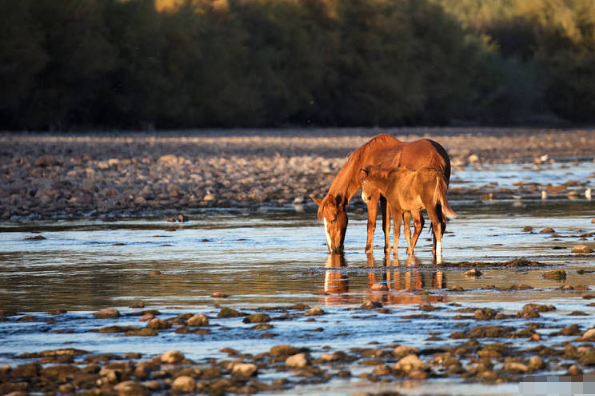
409, 211, 424, 255
380, 195, 391, 254
426, 207, 444, 264
403, 212, 412, 255
391, 208, 402, 258
365, 192, 381, 254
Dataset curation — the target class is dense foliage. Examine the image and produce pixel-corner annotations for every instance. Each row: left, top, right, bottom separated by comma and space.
1, 0, 594, 129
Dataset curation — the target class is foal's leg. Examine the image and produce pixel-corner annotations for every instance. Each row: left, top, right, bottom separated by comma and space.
409, 211, 425, 255
380, 195, 391, 254
425, 207, 444, 264
365, 191, 381, 254
403, 212, 412, 255
391, 208, 402, 257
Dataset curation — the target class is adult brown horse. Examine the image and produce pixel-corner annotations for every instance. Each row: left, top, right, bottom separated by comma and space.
310, 134, 450, 254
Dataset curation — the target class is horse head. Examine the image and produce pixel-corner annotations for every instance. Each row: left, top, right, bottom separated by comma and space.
359, 167, 375, 203
310, 193, 348, 254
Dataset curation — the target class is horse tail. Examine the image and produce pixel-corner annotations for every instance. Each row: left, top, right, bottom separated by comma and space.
433, 174, 457, 220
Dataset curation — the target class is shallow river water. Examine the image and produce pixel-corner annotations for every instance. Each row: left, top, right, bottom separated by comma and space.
1, 162, 595, 396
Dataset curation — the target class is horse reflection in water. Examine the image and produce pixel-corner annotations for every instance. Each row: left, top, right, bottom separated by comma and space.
366, 254, 447, 306
321, 254, 447, 306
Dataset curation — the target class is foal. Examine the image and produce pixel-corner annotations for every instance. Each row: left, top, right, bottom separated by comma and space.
360, 166, 456, 264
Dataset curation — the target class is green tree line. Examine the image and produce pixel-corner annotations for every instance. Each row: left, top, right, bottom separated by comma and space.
1, 0, 594, 129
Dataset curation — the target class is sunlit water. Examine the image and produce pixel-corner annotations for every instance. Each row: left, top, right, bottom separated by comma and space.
1, 162, 594, 395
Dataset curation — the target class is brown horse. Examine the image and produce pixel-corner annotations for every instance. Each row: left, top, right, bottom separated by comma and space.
310, 134, 450, 254
360, 166, 456, 264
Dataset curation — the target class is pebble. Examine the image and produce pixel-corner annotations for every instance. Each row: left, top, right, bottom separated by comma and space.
572, 245, 593, 254
94, 307, 120, 319
465, 268, 482, 277
171, 375, 196, 391
242, 313, 271, 323
187, 314, 209, 327
304, 307, 325, 316
161, 350, 185, 364
231, 363, 258, 377
286, 353, 309, 368
393, 354, 428, 373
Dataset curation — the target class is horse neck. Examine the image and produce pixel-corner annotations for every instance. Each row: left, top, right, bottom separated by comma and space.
327, 158, 361, 204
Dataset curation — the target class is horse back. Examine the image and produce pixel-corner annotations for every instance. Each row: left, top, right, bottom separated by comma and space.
397, 139, 451, 183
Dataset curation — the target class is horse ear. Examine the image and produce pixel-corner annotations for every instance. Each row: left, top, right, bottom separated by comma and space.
359, 168, 369, 178
309, 194, 322, 206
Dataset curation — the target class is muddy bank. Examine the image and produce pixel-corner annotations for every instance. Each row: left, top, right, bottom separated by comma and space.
1, 128, 594, 221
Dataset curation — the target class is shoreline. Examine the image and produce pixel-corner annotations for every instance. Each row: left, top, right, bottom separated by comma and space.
1, 128, 594, 221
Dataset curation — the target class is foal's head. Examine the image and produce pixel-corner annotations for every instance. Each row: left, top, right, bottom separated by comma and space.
310, 193, 348, 254
359, 166, 388, 203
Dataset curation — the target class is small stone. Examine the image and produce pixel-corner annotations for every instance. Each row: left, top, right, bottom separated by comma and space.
270, 345, 300, 358
360, 301, 382, 310
543, 269, 566, 280
522, 226, 533, 232
178, 214, 188, 222
393, 354, 428, 373
187, 314, 209, 327
373, 364, 391, 376
370, 283, 389, 292
34, 155, 56, 167
465, 269, 482, 277
113, 380, 148, 396
231, 363, 258, 377
568, 365, 582, 376
474, 308, 498, 320
540, 227, 555, 233
572, 245, 593, 254
560, 324, 581, 336
25, 235, 46, 240
529, 356, 544, 370
94, 307, 120, 319
243, 313, 270, 323
172, 376, 195, 392
211, 292, 228, 298
125, 328, 157, 337
161, 350, 185, 364
579, 328, 595, 341
149, 270, 161, 276
393, 346, 418, 358
146, 318, 170, 330
286, 353, 309, 368
218, 307, 242, 318
304, 307, 325, 316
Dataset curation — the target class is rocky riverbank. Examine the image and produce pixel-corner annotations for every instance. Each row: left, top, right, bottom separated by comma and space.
1, 128, 594, 221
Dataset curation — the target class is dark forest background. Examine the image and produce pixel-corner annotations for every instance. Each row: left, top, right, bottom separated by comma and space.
2, 0, 595, 130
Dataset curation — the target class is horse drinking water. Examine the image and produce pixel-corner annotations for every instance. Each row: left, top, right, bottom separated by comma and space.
360, 166, 456, 264
310, 134, 450, 254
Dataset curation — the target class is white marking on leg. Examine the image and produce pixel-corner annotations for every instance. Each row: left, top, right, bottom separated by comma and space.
323, 218, 332, 251
436, 241, 442, 264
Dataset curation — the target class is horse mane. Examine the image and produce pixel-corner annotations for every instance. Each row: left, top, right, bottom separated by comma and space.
317, 134, 400, 219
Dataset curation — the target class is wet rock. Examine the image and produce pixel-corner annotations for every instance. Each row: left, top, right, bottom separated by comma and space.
286, 353, 309, 368
360, 301, 382, 310
522, 226, 533, 232
393, 346, 419, 358
231, 363, 258, 378
369, 283, 389, 292
187, 314, 209, 327
211, 292, 228, 298
465, 268, 482, 277
113, 380, 148, 396
218, 307, 242, 318
503, 361, 529, 373
304, 307, 325, 316
94, 307, 120, 319
560, 324, 582, 336
540, 227, 555, 234
529, 356, 544, 370
243, 314, 270, 324
543, 269, 566, 280
125, 328, 157, 337
419, 303, 439, 312
449, 286, 465, 292
579, 328, 595, 341
568, 365, 582, 376
172, 375, 196, 392
161, 350, 185, 364
149, 270, 161, 276
373, 364, 391, 376
270, 345, 300, 358
25, 235, 46, 240
146, 318, 171, 330
393, 355, 429, 373
474, 308, 498, 320
572, 245, 593, 254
